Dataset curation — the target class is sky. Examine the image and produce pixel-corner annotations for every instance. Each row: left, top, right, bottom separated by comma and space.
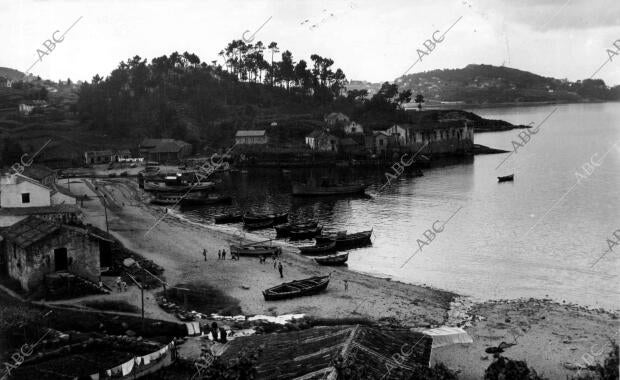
2, 0, 620, 85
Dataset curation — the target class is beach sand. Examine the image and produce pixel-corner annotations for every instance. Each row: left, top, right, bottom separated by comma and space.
64, 177, 618, 379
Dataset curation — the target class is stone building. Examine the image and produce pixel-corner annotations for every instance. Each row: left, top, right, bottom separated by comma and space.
235, 130, 268, 145
139, 139, 192, 163
0, 216, 111, 291
305, 130, 339, 152
405, 120, 474, 154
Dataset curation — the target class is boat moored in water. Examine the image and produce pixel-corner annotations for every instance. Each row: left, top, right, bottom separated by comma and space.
298, 240, 337, 255
315, 230, 372, 250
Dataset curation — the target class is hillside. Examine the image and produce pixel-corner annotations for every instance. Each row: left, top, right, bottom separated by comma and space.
394, 64, 620, 105
0, 67, 26, 81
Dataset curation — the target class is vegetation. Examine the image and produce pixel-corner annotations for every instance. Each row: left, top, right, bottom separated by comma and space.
484, 356, 547, 380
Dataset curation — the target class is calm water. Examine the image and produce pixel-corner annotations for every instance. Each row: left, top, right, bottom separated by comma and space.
182, 102, 620, 310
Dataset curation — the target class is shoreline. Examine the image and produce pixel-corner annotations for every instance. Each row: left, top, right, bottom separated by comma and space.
63, 177, 618, 379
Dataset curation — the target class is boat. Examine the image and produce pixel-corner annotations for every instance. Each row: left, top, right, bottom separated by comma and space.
498, 174, 514, 182
292, 177, 368, 196
288, 226, 323, 240
143, 181, 215, 193
230, 245, 281, 257
150, 193, 184, 205
298, 240, 337, 255
244, 219, 274, 230
262, 275, 330, 301
314, 252, 349, 266
243, 212, 288, 224
315, 230, 372, 250
214, 212, 243, 224
274, 221, 319, 237
181, 193, 232, 205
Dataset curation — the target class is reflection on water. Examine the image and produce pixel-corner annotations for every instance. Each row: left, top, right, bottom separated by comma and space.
183, 103, 620, 309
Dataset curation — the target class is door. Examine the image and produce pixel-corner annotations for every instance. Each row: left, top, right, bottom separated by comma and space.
54, 248, 68, 271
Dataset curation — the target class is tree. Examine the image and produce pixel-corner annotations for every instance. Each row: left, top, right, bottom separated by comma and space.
267, 42, 279, 85
414, 93, 425, 110
279, 50, 295, 90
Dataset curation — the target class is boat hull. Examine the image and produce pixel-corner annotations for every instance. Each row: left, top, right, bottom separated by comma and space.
314, 253, 349, 266
262, 276, 330, 301
315, 230, 372, 250
230, 245, 281, 257
298, 241, 337, 255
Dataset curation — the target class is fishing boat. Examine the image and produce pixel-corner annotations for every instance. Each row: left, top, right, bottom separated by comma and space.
292, 177, 368, 196
181, 193, 232, 205
314, 252, 349, 266
214, 212, 243, 224
243, 212, 289, 224
274, 221, 319, 237
244, 219, 274, 230
230, 245, 281, 257
498, 174, 514, 182
150, 193, 184, 205
262, 275, 330, 301
315, 230, 372, 250
288, 226, 323, 240
298, 240, 337, 255
143, 180, 215, 193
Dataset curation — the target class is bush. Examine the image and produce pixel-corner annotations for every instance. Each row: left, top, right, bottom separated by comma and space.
484, 356, 547, 380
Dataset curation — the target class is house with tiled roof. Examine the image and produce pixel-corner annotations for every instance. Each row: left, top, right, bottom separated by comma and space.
235, 130, 268, 145
305, 129, 339, 152
0, 216, 110, 291
139, 139, 192, 163
218, 325, 432, 379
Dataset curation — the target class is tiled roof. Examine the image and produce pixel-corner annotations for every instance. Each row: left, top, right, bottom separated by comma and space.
236, 130, 266, 137
0, 204, 80, 216
219, 325, 432, 379
0, 216, 61, 248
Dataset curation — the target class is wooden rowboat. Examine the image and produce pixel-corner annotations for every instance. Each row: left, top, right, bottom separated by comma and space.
314, 252, 349, 266
315, 230, 372, 250
274, 221, 318, 237
498, 174, 514, 182
298, 240, 337, 255
214, 212, 243, 224
243, 212, 288, 224
262, 275, 330, 301
288, 226, 323, 240
244, 219, 274, 230
230, 245, 281, 257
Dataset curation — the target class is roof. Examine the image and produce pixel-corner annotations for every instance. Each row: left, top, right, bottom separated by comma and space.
219, 325, 432, 379
306, 129, 324, 139
0, 204, 80, 216
405, 120, 467, 131
325, 112, 350, 121
0, 216, 61, 248
140, 139, 191, 153
236, 130, 266, 137
12, 174, 52, 191
22, 165, 55, 181
373, 131, 390, 137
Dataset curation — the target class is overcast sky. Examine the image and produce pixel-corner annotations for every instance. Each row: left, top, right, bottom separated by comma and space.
2, 0, 619, 85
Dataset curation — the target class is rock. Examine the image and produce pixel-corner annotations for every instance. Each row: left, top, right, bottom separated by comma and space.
123, 258, 136, 267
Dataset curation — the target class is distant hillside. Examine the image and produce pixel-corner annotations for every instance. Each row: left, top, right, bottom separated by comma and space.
0, 67, 25, 80
394, 64, 620, 105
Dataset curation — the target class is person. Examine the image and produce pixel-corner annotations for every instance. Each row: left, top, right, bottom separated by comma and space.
98, 276, 103, 289
222, 249, 226, 260
202, 248, 207, 261
115, 276, 122, 292
278, 261, 283, 278
210, 322, 219, 341
121, 281, 127, 292
344, 279, 349, 292
273, 256, 277, 269
217, 249, 222, 260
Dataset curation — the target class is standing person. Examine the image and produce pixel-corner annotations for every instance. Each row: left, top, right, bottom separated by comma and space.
344, 279, 349, 292
222, 249, 226, 260
202, 248, 207, 261
115, 276, 122, 292
217, 249, 221, 260
278, 261, 283, 278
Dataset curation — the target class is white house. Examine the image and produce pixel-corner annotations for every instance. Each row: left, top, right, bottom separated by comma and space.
0, 174, 75, 208
385, 124, 408, 145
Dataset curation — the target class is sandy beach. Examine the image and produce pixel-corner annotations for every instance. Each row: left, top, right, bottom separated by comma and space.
64, 177, 618, 379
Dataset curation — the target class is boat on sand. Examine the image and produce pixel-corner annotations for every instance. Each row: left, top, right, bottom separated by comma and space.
262, 275, 330, 301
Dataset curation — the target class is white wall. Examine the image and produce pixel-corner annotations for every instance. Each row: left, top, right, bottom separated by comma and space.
0, 176, 51, 207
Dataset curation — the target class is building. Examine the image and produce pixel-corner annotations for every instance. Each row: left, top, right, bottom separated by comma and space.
0, 216, 111, 291
324, 112, 350, 127
405, 120, 474, 154
340, 137, 364, 155
84, 149, 133, 164
219, 325, 432, 379
373, 131, 390, 154
0, 76, 12, 88
344, 121, 364, 135
18, 100, 48, 116
22, 165, 56, 187
385, 124, 408, 145
305, 130, 339, 152
235, 130, 268, 145
139, 139, 192, 163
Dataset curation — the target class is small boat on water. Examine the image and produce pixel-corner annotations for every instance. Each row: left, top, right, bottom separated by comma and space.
262, 275, 330, 301
214, 212, 243, 224
498, 174, 514, 182
230, 244, 281, 257
244, 219, 275, 230
243, 212, 288, 224
314, 252, 349, 266
288, 226, 323, 240
144, 181, 215, 193
150, 194, 182, 205
292, 177, 368, 196
298, 240, 337, 255
274, 221, 319, 237
316, 230, 372, 250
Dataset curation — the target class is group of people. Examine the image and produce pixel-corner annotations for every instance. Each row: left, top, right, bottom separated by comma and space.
201, 248, 241, 261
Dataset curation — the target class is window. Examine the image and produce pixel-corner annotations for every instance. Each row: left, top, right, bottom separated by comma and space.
21, 193, 30, 204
